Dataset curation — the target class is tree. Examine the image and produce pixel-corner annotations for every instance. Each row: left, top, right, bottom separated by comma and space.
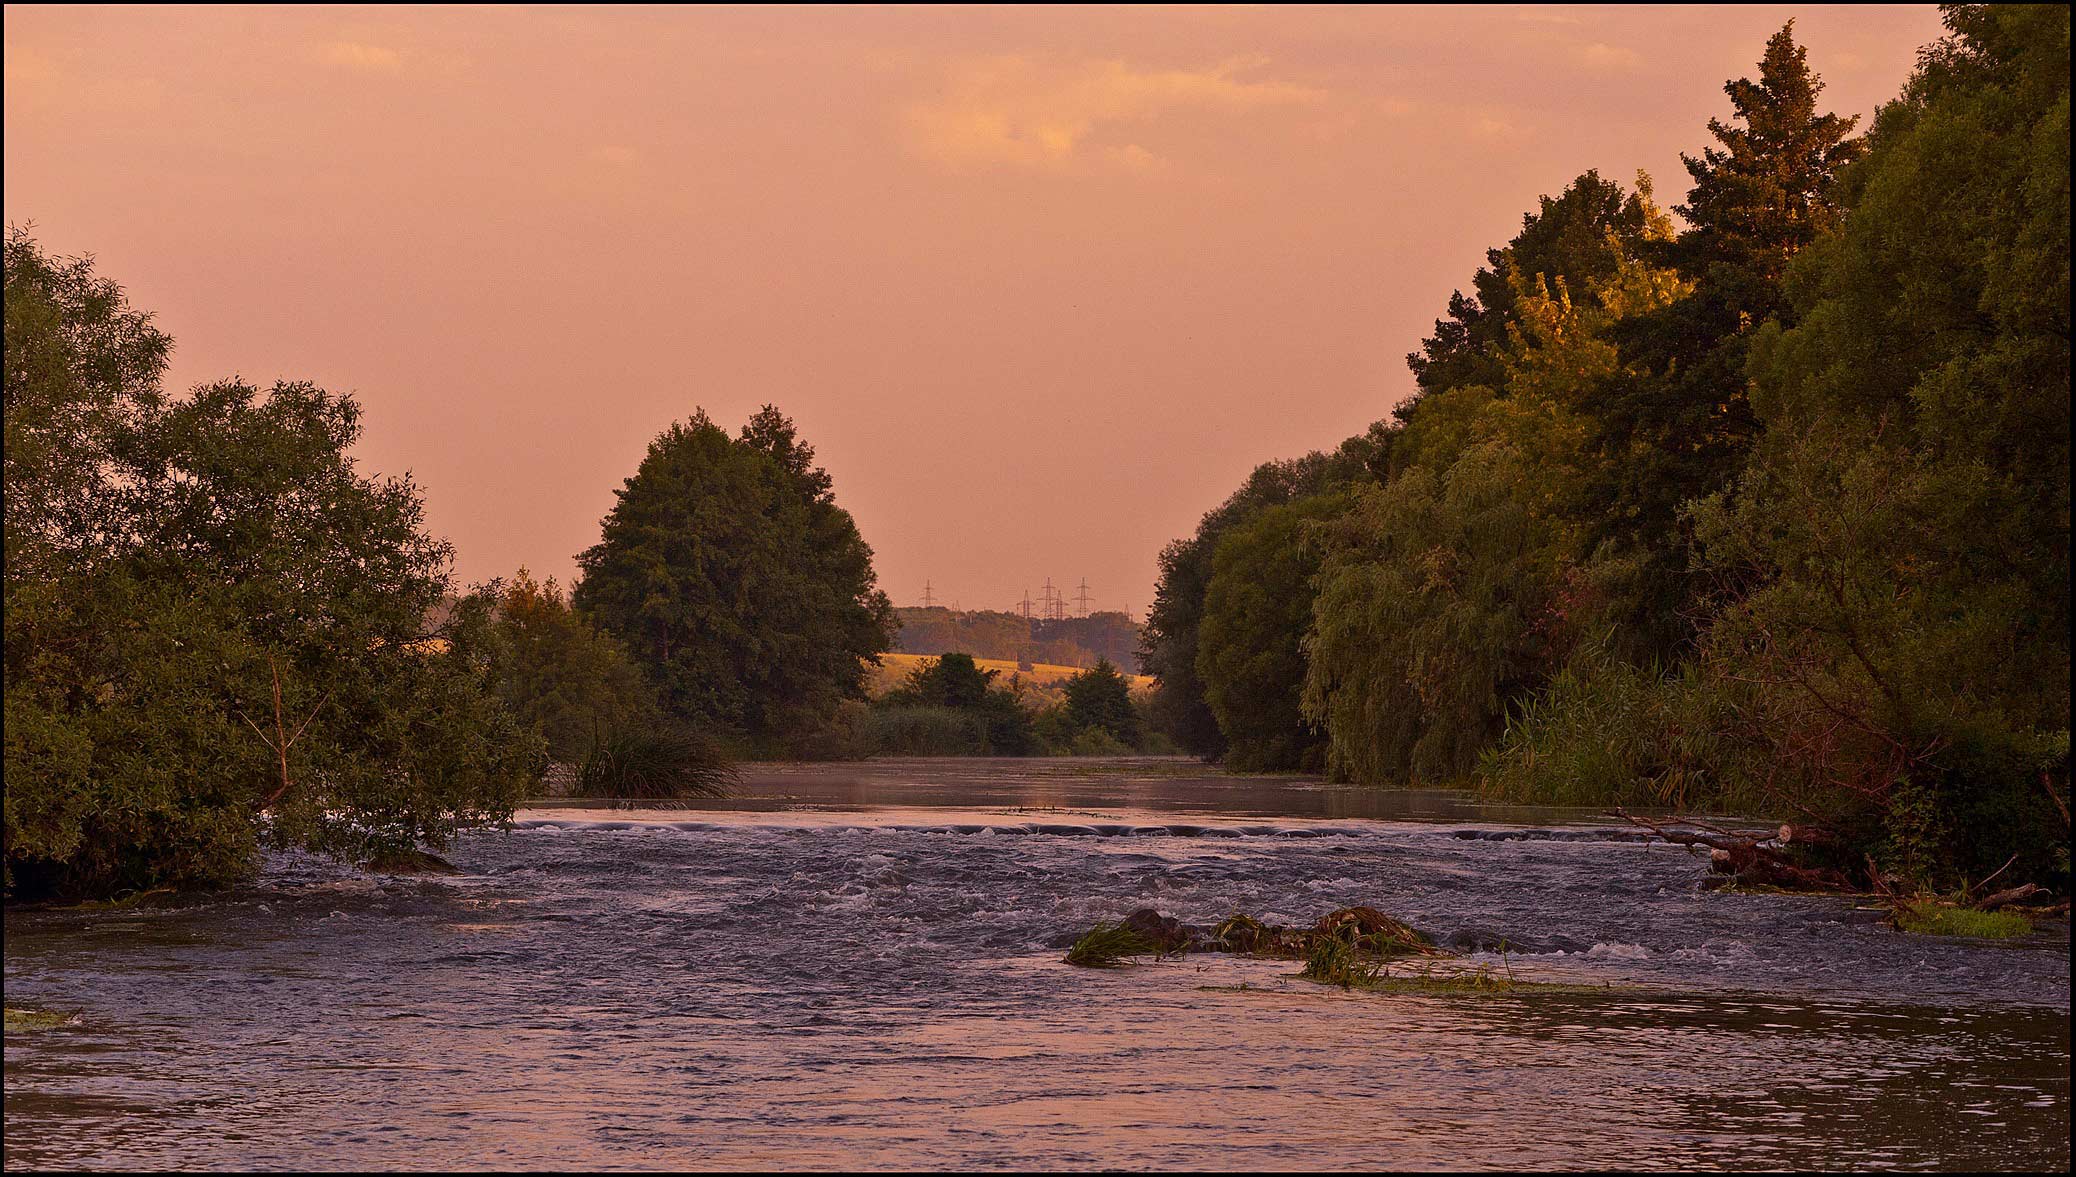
473, 569, 658, 763
5, 235, 539, 897
1688, 2, 2069, 883
3, 229, 169, 581
879, 651, 1035, 755
1141, 431, 1383, 755
1306, 181, 1688, 783
1403, 170, 1653, 409
574, 407, 895, 747
1195, 495, 1345, 771
1580, 24, 1866, 659
1063, 658, 1139, 748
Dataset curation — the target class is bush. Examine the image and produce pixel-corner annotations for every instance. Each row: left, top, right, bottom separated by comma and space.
785, 699, 878, 761
1477, 654, 1768, 812
867, 706, 988, 756
577, 727, 738, 805
1068, 727, 1133, 757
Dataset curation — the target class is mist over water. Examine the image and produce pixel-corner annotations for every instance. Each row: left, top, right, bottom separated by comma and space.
5, 760, 2068, 1170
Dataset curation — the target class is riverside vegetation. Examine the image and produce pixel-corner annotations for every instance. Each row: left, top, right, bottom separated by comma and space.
4, 7, 2067, 915
1140, 9, 2070, 903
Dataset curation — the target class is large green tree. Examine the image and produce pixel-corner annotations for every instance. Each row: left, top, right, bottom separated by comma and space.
1404, 170, 1653, 408
1306, 185, 1689, 782
1141, 433, 1383, 755
574, 407, 895, 747
5, 233, 538, 898
1195, 494, 1346, 771
1581, 24, 1865, 658
1063, 658, 1140, 748
1688, 2, 2069, 882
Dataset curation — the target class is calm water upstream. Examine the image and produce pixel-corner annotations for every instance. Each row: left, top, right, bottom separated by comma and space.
4, 758, 2068, 1171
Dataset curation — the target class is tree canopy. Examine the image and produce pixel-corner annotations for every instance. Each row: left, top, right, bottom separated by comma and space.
5, 231, 538, 898
573, 407, 896, 749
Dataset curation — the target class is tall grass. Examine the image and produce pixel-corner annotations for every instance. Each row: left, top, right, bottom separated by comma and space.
1478, 656, 1766, 812
578, 727, 739, 805
1064, 922, 1161, 967
867, 706, 989, 756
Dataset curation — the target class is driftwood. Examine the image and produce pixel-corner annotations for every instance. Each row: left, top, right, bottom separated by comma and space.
1612, 809, 1854, 891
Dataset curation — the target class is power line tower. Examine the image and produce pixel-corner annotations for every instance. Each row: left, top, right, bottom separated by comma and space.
1074, 578, 1093, 618
921, 580, 937, 609
1018, 589, 1034, 622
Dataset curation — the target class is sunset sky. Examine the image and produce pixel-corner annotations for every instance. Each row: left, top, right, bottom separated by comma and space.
4, 5, 1944, 616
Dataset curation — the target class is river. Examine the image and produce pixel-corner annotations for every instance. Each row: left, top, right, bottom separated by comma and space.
4, 758, 2068, 1170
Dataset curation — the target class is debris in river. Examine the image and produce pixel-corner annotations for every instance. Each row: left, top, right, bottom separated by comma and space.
1118, 907, 1193, 952
1610, 809, 1854, 891
1311, 906, 1439, 959
1065, 906, 1443, 967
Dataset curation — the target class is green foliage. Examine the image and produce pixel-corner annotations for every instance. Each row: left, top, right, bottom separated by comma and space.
574, 407, 896, 748
1196, 496, 1345, 771
1064, 922, 1160, 967
1893, 903, 2033, 939
1479, 653, 1769, 812
787, 699, 879, 761
1067, 726, 1132, 757
868, 706, 989, 757
473, 569, 658, 763
1300, 935, 1385, 989
1188, 12, 2067, 892
878, 652, 1036, 755
1141, 435, 1384, 755
577, 726, 738, 805
4, 234, 539, 899
1306, 200, 1687, 783
1685, 4, 2069, 882
1062, 658, 1139, 748
1404, 169, 1655, 403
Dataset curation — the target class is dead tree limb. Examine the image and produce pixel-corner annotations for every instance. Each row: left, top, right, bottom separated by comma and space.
1612, 808, 1853, 892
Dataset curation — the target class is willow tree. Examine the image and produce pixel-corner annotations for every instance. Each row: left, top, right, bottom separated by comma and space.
1305, 183, 1690, 783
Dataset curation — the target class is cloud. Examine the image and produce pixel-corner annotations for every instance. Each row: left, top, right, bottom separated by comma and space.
903, 56, 1325, 173
322, 41, 405, 72
1574, 42, 1643, 72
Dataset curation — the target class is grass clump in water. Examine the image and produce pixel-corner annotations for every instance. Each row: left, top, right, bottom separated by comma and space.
1300, 935, 1386, 989
579, 726, 739, 806
1065, 922, 1161, 967
4, 1007, 71, 1032
1894, 903, 2034, 939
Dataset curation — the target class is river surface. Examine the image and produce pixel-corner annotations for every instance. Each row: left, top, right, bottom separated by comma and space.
4, 758, 2069, 1171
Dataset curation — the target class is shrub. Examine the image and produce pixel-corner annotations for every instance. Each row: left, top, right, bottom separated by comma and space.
867, 706, 988, 756
577, 727, 738, 805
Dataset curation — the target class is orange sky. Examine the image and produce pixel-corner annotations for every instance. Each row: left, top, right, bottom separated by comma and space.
4, 5, 1945, 616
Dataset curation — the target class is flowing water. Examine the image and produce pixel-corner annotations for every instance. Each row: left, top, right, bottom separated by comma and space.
4, 758, 2068, 1171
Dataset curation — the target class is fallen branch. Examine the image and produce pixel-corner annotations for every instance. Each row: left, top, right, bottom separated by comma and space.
1974, 883, 2045, 912
1612, 808, 1852, 892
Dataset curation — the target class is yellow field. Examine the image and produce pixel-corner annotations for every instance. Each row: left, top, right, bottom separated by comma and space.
866, 652, 1152, 707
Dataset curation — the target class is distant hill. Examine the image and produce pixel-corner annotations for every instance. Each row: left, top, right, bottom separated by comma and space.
890, 607, 1142, 673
